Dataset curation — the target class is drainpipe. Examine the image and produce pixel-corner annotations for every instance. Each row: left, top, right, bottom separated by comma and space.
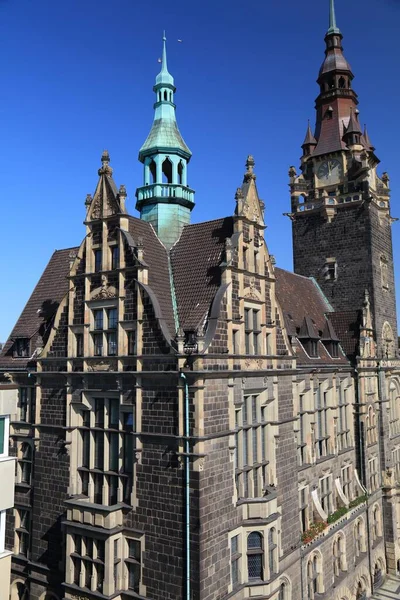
180, 371, 190, 600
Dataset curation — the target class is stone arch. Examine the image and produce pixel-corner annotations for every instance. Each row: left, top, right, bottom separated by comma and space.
332, 585, 352, 600
371, 502, 383, 539
10, 580, 29, 600
306, 549, 324, 598
354, 516, 367, 555
332, 530, 347, 575
353, 565, 372, 598
278, 575, 292, 599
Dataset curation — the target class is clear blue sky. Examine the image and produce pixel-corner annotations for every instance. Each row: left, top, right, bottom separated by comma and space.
0, 0, 399, 341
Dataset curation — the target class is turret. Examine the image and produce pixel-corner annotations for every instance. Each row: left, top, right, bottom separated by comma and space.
135, 33, 195, 249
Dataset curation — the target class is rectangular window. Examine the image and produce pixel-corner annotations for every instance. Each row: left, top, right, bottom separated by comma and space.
94, 333, 103, 356
324, 259, 337, 281
16, 508, 30, 557
319, 475, 333, 514
126, 539, 141, 593
341, 465, 352, 500
127, 330, 136, 356
13, 338, 30, 358
20, 388, 28, 421
94, 310, 104, 331
231, 535, 240, 587
107, 308, 118, 330
111, 246, 119, 270
94, 249, 102, 273
107, 332, 117, 356
244, 307, 261, 355
76, 333, 84, 357
299, 486, 309, 532
0, 417, 5, 455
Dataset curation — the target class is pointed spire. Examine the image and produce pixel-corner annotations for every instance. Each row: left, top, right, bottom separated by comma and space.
363, 124, 375, 151
327, 0, 341, 35
345, 107, 362, 135
243, 155, 256, 182
155, 31, 174, 87
302, 121, 317, 148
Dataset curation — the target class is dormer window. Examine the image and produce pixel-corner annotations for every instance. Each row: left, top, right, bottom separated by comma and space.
324, 258, 337, 281
13, 338, 30, 358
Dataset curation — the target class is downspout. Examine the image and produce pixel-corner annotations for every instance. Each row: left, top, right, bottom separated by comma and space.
356, 368, 374, 594
180, 371, 190, 600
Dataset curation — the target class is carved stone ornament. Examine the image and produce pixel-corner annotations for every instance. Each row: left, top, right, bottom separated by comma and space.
244, 358, 264, 370
91, 275, 117, 301
198, 457, 205, 472
87, 361, 112, 372
244, 277, 260, 300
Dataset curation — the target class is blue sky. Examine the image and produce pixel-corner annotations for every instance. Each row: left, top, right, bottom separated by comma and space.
0, 0, 399, 341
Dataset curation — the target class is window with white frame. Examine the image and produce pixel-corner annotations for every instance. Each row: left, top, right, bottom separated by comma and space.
341, 464, 352, 501
354, 518, 366, 558
393, 447, 400, 483
234, 394, 271, 499
77, 398, 135, 506
319, 474, 333, 515
315, 384, 329, 458
368, 457, 379, 492
333, 534, 346, 577
299, 486, 309, 533
244, 306, 262, 355
91, 306, 118, 357
15, 507, 30, 557
0, 415, 9, 457
307, 554, 322, 599
337, 384, 349, 451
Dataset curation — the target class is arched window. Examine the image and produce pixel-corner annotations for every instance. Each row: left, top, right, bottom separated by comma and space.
19, 442, 32, 485
162, 158, 173, 184
338, 76, 346, 88
149, 160, 156, 184
278, 580, 290, 600
372, 505, 381, 541
307, 554, 319, 600
11, 582, 29, 600
354, 518, 365, 556
247, 532, 263, 580
367, 405, 377, 445
389, 382, 400, 436
268, 528, 278, 576
178, 161, 184, 185
374, 561, 383, 587
333, 534, 346, 576
163, 90, 167, 101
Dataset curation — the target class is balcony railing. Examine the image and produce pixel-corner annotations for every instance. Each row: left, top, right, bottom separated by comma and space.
136, 183, 195, 204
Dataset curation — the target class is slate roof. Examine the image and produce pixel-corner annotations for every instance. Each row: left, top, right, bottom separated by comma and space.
329, 310, 361, 360
275, 268, 349, 366
171, 217, 234, 331
127, 216, 176, 337
139, 118, 192, 160
0, 248, 76, 369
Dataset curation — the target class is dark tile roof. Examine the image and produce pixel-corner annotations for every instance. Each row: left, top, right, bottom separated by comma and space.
171, 217, 234, 331
329, 310, 361, 360
275, 267, 349, 366
0, 248, 76, 369
127, 216, 176, 337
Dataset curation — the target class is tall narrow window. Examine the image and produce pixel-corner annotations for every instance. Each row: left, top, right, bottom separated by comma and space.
230, 535, 240, 587
319, 475, 333, 515
244, 307, 261, 355
94, 249, 102, 273
111, 246, 119, 270
0, 417, 6, 456
299, 486, 309, 532
19, 443, 32, 485
126, 539, 141, 592
247, 532, 263, 580
15, 508, 30, 557
268, 528, 278, 575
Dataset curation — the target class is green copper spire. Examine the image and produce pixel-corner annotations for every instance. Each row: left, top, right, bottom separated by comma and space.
327, 0, 341, 35
136, 32, 195, 249
156, 31, 174, 87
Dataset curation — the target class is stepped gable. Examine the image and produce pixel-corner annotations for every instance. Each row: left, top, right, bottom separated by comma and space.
127, 216, 176, 337
275, 267, 348, 365
170, 217, 234, 331
0, 248, 77, 368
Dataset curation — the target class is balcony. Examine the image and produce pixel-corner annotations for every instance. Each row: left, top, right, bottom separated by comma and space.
0, 456, 16, 511
136, 183, 195, 206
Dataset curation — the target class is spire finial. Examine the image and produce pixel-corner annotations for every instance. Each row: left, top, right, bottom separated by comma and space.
161, 31, 168, 73
327, 0, 341, 35
155, 31, 174, 87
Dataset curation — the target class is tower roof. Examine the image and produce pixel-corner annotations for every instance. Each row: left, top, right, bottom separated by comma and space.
302, 121, 317, 147
155, 32, 174, 88
327, 0, 341, 35
138, 33, 192, 161
344, 107, 362, 136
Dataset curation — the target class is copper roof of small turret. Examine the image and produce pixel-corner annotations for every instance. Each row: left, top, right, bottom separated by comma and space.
362, 125, 375, 151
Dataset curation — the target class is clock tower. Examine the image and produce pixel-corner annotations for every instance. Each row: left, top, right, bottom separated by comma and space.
290, 0, 398, 359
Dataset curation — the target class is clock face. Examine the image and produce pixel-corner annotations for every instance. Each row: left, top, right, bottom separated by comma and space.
317, 159, 342, 184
